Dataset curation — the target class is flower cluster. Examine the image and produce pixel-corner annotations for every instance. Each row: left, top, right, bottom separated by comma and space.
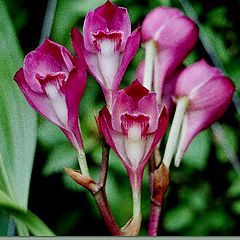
14, 0, 235, 236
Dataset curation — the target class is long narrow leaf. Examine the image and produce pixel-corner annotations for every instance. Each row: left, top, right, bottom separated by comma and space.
0, 0, 37, 208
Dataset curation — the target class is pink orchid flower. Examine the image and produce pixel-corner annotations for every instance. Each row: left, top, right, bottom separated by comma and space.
98, 80, 168, 192
142, 7, 198, 102
71, 1, 141, 110
14, 39, 86, 152
174, 59, 235, 166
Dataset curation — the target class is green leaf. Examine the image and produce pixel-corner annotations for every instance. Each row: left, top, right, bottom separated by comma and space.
0, 189, 54, 236
0, 1, 37, 209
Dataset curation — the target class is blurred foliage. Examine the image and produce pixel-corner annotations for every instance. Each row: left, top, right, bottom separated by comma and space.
1, 0, 240, 236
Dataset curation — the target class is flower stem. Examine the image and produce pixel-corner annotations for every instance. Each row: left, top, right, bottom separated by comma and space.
77, 150, 90, 177
99, 139, 110, 187
133, 190, 141, 220
94, 188, 122, 235
148, 204, 162, 236
143, 40, 157, 91
162, 97, 189, 168
148, 162, 170, 236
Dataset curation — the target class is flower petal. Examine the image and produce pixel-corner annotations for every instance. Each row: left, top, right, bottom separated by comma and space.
83, 1, 131, 53
142, 7, 182, 43
112, 27, 141, 91
175, 59, 223, 97
124, 80, 149, 103
138, 93, 159, 132
65, 57, 87, 150
14, 68, 63, 128
98, 106, 131, 168
111, 91, 134, 132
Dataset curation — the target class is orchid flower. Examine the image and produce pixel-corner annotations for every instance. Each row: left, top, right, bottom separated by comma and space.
98, 80, 168, 220
71, 1, 141, 111
162, 60, 235, 168
14, 39, 89, 175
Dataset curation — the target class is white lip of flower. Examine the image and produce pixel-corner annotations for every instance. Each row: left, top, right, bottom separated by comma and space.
37, 71, 68, 127
124, 124, 147, 170
45, 83, 68, 127
97, 38, 121, 89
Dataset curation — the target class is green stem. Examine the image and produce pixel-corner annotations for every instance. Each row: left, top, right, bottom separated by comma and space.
77, 150, 90, 177
143, 40, 157, 91
76, 119, 90, 177
162, 97, 189, 168
132, 174, 141, 219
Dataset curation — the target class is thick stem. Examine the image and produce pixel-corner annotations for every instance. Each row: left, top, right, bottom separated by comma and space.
143, 40, 157, 91
94, 188, 122, 236
162, 97, 189, 168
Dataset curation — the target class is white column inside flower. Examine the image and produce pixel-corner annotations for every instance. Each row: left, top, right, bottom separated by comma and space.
124, 125, 146, 170
97, 39, 120, 89
45, 83, 68, 127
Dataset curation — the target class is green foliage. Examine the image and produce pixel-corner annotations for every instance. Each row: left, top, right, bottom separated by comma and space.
0, 0, 43, 235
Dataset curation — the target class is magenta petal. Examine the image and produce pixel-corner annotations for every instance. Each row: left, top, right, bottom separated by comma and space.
142, 7, 182, 43
83, 1, 131, 53
14, 68, 63, 128
136, 60, 144, 84
160, 68, 182, 114
24, 51, 62, 93
112, 27, 141, 91
141, 107, 168, 166
176, 101, 231, 162
98, 107, 131, 168
65, 57, 87, 150
71, 27, 85, 59
23, 38, 74, 93
189, 76, 235, 111
175, 59, 223, 97
124, 80, 149, 103
71, 27, 106, 87
138, 93, 159, 132
111, 91, 134, 132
